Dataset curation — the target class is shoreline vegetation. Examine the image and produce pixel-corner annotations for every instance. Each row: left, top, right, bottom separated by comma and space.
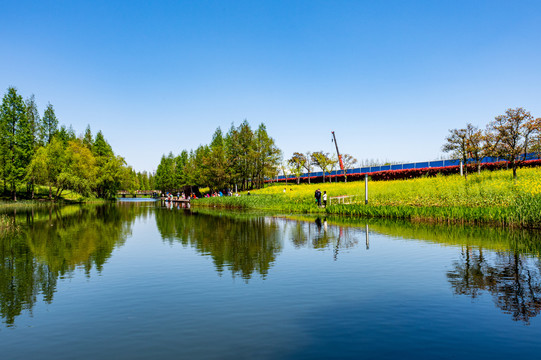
193, 167, 541, 228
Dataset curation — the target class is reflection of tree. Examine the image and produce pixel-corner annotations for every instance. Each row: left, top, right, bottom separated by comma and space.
0, 204, 140, 326
155, 210, 282, 280
287, 217, 360, 261
448, 247, 541, 324
290, 221, 308, 248
0, 231, 56, 326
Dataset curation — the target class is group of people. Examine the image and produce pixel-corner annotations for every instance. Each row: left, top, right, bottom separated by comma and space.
163, 192, 196, 201
202, 189, 242, 197
314, 189, 327, 207
204, 190, 235, 197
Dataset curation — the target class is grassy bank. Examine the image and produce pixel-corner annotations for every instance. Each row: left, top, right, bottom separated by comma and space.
0, 184, 112, 205
194, 167, 541, 227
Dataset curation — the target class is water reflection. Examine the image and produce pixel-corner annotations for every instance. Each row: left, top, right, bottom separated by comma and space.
447, 248, 541, 324
3, 204, 541, 328
0, 204, 139, 326
361, 219, 541, 324
154, 209, 282, 280
284, 216, 362, 262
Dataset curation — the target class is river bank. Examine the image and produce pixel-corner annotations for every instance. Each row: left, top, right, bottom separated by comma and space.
194, 167, 541, 228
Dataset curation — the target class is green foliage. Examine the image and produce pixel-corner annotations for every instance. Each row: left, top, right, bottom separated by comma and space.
0, 87, 32, 200
311, 151, 334, 183
40, 103, 58, 144
155, 121, 280, 193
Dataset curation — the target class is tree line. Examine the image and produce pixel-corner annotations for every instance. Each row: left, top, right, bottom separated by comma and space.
155, 120, 281, 193
285, 151, 358, 184
0, 87, 153, 200
443, 107, 541, 179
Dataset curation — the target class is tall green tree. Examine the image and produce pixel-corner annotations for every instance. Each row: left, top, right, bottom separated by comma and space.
0, 87, 31, 200
40, 103, 58, 144
155, 153, 176, 192
205, 128, 228, 190
24, 95, 42, 197
253, 124, 281, 188
83, 125, 93, 151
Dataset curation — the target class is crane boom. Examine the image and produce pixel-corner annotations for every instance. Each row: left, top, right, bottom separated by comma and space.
331, 131, 345, 171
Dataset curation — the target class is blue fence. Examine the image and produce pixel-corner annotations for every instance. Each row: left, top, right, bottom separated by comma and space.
275, 153, 541, 181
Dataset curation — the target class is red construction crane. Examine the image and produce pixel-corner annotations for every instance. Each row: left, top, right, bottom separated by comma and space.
331, 131, 344, 171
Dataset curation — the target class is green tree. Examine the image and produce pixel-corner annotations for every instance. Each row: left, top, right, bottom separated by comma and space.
24, 95, 42, 197
95, 155, 127, 198
288, 152, 305, 185
205, 128, 228, 190
25, 95, 42, 149
253, 124, 281, 189
155, 153, 176, 192
82, 125, 93, 151
40, 103, 58, 144
0, 87, 30, 200
311, 151, 334, 183
26, 137, 66, 199
57, 140, 97, 197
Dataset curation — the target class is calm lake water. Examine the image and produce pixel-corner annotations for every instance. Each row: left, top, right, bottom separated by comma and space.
2, 201, 541, 359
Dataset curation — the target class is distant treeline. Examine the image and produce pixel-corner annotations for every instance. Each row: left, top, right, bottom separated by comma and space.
0, 87, 153, 200
155, 120, 281, 193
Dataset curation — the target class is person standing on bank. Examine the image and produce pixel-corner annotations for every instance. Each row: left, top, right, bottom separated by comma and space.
322, 191, 327, 207
315, 189, 321, 206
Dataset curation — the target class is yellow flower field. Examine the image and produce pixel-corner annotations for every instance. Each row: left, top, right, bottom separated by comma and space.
257, 167, 541, 208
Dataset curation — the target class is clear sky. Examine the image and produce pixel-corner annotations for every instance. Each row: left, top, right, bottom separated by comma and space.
1, 0, 540, 172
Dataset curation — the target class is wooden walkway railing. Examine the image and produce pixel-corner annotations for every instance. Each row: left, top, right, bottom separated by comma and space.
328, 195, 359, 205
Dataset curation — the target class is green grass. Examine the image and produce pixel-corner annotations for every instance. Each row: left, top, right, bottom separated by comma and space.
194, 168, 541, 228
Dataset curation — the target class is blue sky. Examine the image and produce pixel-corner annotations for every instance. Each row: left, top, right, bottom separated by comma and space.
1, 0, 540, 172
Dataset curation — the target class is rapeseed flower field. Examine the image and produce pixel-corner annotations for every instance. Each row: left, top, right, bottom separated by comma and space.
195, 167, 541, 227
